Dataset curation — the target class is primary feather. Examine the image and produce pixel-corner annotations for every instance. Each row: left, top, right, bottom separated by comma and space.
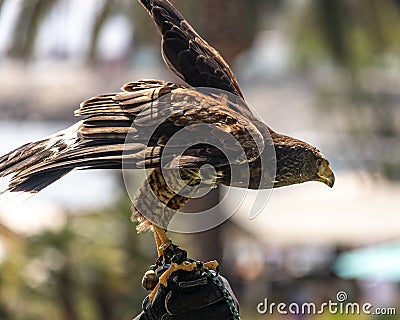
0, 80, 263, 198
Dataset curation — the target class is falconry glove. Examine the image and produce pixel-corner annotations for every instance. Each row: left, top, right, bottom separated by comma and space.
133, 268, 239, 320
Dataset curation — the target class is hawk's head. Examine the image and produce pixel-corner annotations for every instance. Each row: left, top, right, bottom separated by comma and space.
273, 135, 335, 188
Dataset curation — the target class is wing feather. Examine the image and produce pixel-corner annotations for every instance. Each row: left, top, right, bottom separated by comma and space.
0, 80, 263, 196
137, 0, 248, 106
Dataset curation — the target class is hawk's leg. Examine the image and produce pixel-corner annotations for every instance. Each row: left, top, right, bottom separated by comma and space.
133, 167, 199, 260
133, 169, 220, 300
153, 225, 169, 257
148, 225, 220, 301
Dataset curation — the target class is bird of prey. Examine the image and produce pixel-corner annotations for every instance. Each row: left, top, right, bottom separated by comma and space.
0, 0, 334, 290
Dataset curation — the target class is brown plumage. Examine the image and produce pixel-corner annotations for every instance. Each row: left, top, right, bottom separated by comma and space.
0, 0, 334, 233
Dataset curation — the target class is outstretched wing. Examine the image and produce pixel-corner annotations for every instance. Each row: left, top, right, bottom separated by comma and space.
138, 0, 245, 100
0, 80, 263, 195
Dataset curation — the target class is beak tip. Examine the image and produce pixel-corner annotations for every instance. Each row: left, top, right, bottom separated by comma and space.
327, 173, 335, 188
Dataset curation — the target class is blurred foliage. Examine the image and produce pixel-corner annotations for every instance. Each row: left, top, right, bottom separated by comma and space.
6, 0, 135, 61
293, 0, 400, 70
291, 0, 400, 180
5, 0, 267, 63
0, 194, 155, 319
8, 0, 59, 58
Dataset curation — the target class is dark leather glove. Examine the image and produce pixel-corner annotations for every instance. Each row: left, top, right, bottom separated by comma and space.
133, 268, 239, 320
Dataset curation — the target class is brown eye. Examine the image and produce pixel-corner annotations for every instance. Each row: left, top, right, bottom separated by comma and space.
316, 158, 322, 167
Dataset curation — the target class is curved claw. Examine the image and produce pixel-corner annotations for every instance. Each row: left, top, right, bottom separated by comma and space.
159, 261, 198, 287
204, 260, 219, 273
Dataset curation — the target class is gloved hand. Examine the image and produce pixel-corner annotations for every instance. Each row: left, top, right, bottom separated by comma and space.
133, 267, 239, 320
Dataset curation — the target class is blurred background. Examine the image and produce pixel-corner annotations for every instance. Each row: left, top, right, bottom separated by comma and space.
0, 0, 400, 319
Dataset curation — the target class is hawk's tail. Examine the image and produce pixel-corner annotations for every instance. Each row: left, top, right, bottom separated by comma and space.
0, 123, 80, 201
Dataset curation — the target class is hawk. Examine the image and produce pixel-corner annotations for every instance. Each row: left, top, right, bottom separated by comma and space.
0, 0, 334, 274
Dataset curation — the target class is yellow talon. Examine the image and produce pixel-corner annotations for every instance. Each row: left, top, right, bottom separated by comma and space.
148, 259, 220, 301
159, 261, 197, 286
149, 283, 160, 301
204, 260, 219, 272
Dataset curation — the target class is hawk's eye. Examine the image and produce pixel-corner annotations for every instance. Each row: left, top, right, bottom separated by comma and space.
316, 158, 322, 167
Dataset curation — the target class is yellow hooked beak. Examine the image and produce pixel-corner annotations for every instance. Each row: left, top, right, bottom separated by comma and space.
318, 162, 335, 188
